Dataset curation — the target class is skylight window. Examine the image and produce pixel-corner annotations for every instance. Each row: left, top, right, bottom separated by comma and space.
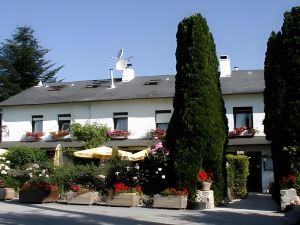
144, 80, 159, 85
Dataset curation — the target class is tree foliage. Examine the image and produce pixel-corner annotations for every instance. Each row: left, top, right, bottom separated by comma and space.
71, 122, 110, 149
0, 26, 63, 101
165, 14, 228, 205
264, 6, 300, 200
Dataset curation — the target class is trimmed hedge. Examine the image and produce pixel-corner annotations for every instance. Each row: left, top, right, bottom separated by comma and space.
226, 154, 249, 199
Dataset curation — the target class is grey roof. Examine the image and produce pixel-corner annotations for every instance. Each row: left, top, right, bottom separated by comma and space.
220, 70, 265, 95
0, 70, 264, 106
228, 136, 270, 146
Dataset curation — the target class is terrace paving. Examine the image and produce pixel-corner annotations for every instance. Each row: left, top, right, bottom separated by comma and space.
0, 193, 285, 225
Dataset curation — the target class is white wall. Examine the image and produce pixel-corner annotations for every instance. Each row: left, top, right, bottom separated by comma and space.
224, 94, 265, 136
2, 94, 266, 140
2, 98, 173, 141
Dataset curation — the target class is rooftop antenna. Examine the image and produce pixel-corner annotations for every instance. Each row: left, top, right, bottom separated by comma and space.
111, 49, 133, 71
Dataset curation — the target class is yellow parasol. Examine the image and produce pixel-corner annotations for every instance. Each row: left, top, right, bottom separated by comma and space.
54, 144, 63, 166
74, 146, 133, 159
128, 148, 150, 161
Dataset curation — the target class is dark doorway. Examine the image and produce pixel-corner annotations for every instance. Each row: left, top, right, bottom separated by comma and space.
247, 151, 262, 192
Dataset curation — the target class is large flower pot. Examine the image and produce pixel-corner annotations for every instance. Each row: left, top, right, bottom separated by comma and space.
0, 188, 15, 200
107, 193, 139, 207
153, 195, 187, 209
201, 182, 212, 191
66, 191, 99, 205
19, 189, 60, 203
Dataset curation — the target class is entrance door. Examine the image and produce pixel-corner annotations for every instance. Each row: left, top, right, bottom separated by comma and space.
247, 151, 262, 192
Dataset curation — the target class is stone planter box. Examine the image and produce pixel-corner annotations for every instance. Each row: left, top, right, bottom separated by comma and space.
195, 190, 214, 209
107, 193, 139, 207
66, 191, 99, 205
0, 188, 15, 200
19, 189, 60, 203
153, 195, 188, 209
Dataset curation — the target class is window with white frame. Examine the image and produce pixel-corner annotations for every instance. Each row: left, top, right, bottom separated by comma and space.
155, 110, 172, 130
233, 107, 253, 129
58, 114, 71, 131
113, 112, 128, 131
32, 115, 43, 132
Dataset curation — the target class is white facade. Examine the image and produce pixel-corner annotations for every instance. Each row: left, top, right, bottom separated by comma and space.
1, 98, 173, 141
1, 91, 273, 193
224, 94, 265, 135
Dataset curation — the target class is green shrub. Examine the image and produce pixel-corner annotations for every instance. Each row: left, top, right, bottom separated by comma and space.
5, 145, 49, 168
226, 154, 249, 199
51, 164, 107, 193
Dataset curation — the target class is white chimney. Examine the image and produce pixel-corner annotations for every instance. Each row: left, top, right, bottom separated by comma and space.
110, 69, 115, 88
219, 55, 231, 77
122, 67, 135, 82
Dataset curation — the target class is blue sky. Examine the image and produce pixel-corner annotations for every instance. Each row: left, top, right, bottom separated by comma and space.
0, 0, 299, 81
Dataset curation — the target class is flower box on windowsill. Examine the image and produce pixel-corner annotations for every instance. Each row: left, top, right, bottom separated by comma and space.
24, 132, 44, 142
107, 130, 130, 140
228, 127, 257, 139
66, 191, 99, 205
153, 195, 187, 209
107, 193, 140, 207
50, 131, 71, 141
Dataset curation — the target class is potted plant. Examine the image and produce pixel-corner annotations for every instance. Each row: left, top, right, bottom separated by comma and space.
153, 188, 188, 209
107, 130, 131, 139
65, 184, 99, 205
0, 157, 15, 200
107, 182, 142, 207
19, 164, 59, 203
25, 132, 44, 142
198, 170, 214, 191
19, 182, 59, 203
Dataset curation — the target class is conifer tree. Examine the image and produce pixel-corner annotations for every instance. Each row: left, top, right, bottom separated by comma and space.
264, 6, 300, 200
0, 26, 62, 101
166, 14, 227, 204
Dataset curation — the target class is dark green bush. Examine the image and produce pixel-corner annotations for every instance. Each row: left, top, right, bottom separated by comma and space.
5, 145, 49, 168
226, 154, 249, 199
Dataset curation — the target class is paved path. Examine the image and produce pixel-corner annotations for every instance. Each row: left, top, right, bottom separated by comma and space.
0, 193, 285, 225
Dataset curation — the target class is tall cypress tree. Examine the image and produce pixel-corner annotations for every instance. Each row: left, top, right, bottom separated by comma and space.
264, 6, 300, 200
166, 14, 227, 204
0, 26, 63, 101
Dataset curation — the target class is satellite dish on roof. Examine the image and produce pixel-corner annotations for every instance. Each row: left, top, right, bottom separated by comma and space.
111, 49, 133, 71
117, 49, 123, 60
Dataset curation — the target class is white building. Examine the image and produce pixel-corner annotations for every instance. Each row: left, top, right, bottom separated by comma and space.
0, 56, 273, 192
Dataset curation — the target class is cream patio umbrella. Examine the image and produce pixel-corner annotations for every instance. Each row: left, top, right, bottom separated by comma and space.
53, 144, 63, 166
128, 148, 150, 161
74, 146, 133, 160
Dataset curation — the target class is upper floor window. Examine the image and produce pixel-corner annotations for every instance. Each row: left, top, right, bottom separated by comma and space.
233, 107, 253, 129
32, 115, 43, 132
155, 110, 172, 130
58, 114, 71, 131
113, 112, 128, 131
